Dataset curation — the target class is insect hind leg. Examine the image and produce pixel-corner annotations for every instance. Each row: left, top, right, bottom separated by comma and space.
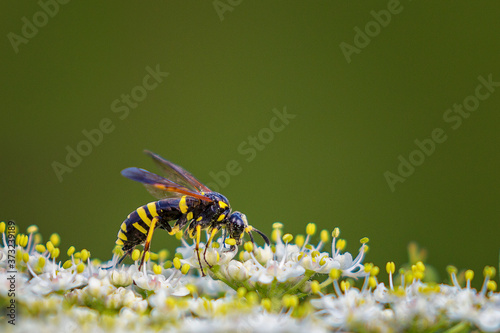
139, 216, 160, 270
102, 247, 133, 270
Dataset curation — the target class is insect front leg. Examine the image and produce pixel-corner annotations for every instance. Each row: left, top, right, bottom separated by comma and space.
203, 225, 222, 268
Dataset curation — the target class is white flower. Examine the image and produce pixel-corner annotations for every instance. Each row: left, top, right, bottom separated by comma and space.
224, 260, 249, 281
180, 242, 238, 270
26, 270, 86, 296
189, 297, 230, 318
109, 266, 133, 287
132, 270, 189, 296
248, 259, 305, 284
476, 306, 500, 332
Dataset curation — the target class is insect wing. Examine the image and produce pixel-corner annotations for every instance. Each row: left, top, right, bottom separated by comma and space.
144, 150, 212, 193
121, 167, 212, 202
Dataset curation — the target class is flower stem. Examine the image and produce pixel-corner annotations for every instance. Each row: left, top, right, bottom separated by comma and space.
278, 271, 315, 298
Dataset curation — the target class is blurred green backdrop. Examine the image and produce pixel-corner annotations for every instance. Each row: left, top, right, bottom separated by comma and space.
2, 1, 499, 284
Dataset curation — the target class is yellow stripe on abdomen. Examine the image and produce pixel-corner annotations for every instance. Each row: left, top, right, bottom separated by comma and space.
137, 207, 152, 227
118, 231, 128, 241
147, 202, 159, 217
133, 222, 148, 234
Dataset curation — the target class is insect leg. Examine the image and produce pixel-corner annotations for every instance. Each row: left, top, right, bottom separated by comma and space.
103, 247, 133, 269
203, 226, 221, 268
169, 215, 187, 236
139, 216, 160, 270
193, 224, 206, 276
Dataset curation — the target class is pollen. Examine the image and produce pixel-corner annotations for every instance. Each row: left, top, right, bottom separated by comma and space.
386, 262, 396, 274
368, 276, 377, 289
329, 268, 341, 280
80, 249, 90, 262
483, 266, 496, 278
244, 241, 254, 252
340, 280, 350, 292
131, 249, 141, 261
282, 233, 293, 243
153, 264, 162, 275
311, 280, 321, 294
320, 229, 329, 243
336, 239, 346, 251
186, 284, 197, 295
158, 249, 169, 262
271, 229, 280, 243
67, 246, 75, 256
36, 244, 46, 253
447, 265, 457, 274
295, 234, 305, 247
27, 225, 38, 234
237, 287, 247, 298
261, 298, 272, 312
306, 223, 316, 236
181, 264, 190, 275
225, 238, 236, 246
272, 222, 283, 229
50, 233, 61, 247
38, 256, 46, 268
51, 248, 60, 259
173, 257, 181, 270
76, 263, 85, 273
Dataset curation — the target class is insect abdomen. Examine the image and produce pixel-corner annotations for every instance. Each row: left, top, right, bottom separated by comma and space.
115, 197, 197, 251
115, 201, 162, 250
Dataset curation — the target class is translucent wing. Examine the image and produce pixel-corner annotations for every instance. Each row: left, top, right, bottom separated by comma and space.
144, 150, 212, 193
121, 167, 212, 202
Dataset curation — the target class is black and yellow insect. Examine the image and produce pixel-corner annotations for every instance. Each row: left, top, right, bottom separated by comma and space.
115, 150, 270, 276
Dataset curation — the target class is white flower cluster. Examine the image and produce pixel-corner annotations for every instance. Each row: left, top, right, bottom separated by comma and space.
312, 282, 500, 332
178, 223, 367, 300
1, 222, 499, 333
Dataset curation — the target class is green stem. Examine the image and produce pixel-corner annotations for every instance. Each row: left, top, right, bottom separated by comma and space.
319, 277, 332, 289
278, 271, 315, 298
442, 321, 470, 333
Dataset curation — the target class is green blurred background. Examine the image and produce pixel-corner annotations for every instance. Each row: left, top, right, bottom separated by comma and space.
2, 1, 499, 284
